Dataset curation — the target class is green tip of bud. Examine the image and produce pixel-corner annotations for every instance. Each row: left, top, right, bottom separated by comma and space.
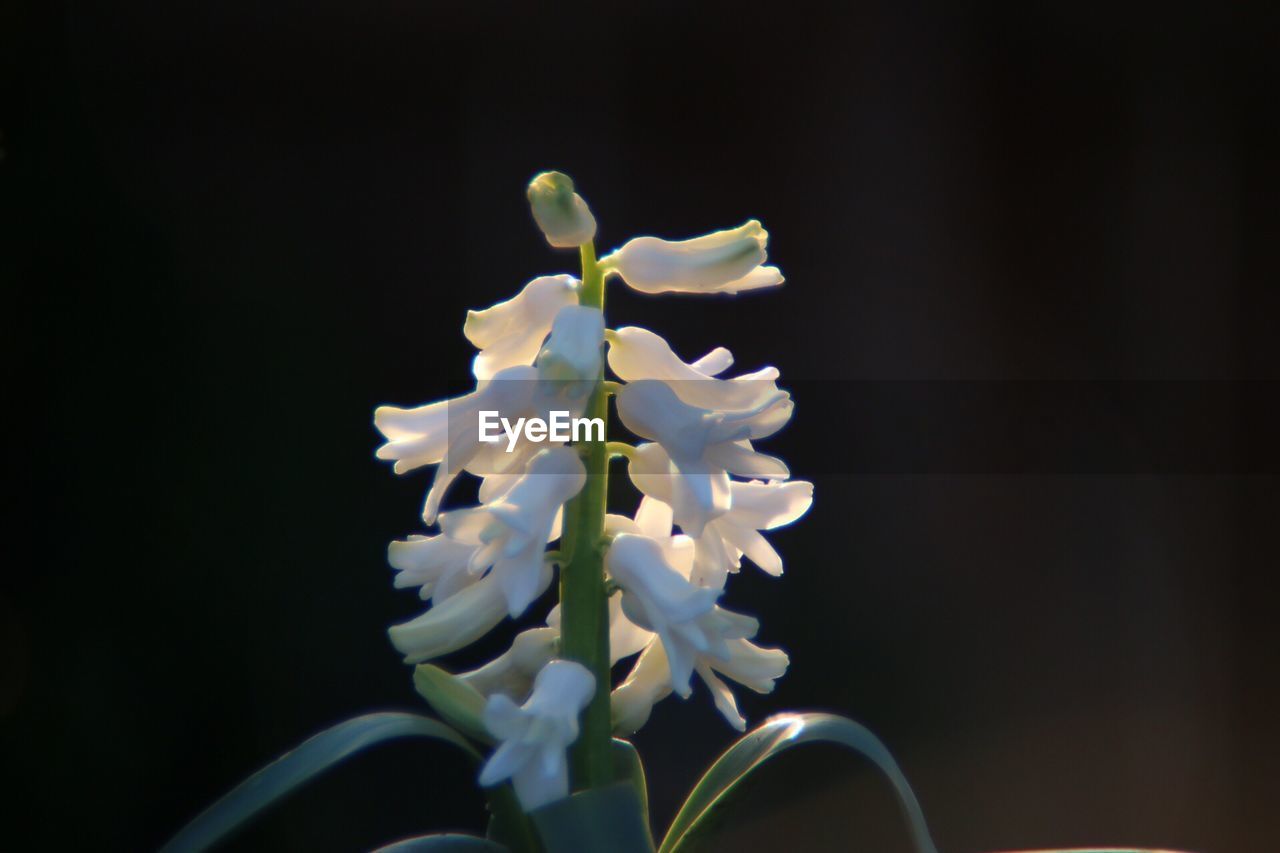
527, 170, 597, 249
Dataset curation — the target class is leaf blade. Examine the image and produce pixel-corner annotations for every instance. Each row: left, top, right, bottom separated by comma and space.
161, 712, 482, 853
659, 712, 938, 853
372, 833, 511, 852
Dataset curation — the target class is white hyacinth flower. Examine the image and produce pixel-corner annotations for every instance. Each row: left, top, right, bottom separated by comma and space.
479, 659, 596, 811
616, 381, 792, 536
388, 531, 482, 604
693, 478, 814, 588
606, 531, 789, 730
388, 571, 513, 664
604, 220, 783, 295
626, 443, 813, 587
613, 632, 788, 733
374, 364, 540, 524
465, 275, 580, 381
605, 533, 757, 697
606, 326, 783, 412
439, 447, 586, 618
536, 305, 604, 401
457, 626, 560, 701
527, 171, 597, 249
611, 641, 673, 736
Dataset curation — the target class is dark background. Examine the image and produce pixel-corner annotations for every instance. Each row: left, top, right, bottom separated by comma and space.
4, 2, 1278, 851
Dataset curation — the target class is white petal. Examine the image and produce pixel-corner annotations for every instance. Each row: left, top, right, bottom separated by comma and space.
480, 738, 533, 786
511, 753, 568, 811
607, 326, 781, 411
695, 662, 746, 731
634, 496, 674, 540
607, 221, 777, 295
537, 306, 604, 395
465, 276, 579, 380
459, 627, 559, 700
690, 346, 734, 376
388, 573, 508, 663
728, 480, 814, 529
611, 642, 673, 736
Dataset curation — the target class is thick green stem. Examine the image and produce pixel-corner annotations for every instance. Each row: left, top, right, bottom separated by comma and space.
560, 241, 613, 791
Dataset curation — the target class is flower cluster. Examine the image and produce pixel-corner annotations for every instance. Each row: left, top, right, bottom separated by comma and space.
374, 171, 812, 811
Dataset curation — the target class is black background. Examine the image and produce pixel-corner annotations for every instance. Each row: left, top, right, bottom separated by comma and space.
4, 2, 1279, 851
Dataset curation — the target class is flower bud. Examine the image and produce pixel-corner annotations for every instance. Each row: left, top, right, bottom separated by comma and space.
527, 171, 597, 248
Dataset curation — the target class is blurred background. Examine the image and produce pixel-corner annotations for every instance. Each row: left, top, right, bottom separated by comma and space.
3, 2, 1278, 851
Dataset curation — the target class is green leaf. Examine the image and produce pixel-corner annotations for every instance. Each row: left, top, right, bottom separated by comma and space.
372, 833, 511, 852
659, 712, 938, 853
611, 738, 652, 846
161, 712, 481, 853
414, 664, 494, 745
530, 782, 655, 853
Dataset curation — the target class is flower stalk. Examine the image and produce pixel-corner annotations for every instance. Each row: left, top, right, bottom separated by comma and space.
558, 240, 613, 790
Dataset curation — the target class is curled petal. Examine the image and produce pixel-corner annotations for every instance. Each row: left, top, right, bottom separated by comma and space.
607, 220, 781, 295
607, 326, 783, 411
388, 573, 510, 663
465, 276, 579, 381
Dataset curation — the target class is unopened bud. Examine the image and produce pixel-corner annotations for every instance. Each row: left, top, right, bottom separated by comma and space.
527, 170, 597, 248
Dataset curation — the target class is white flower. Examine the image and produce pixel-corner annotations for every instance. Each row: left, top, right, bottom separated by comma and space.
457, 626, 560, 701
464, 275, 580, 381
374, 364, 541, 524
626, 443, 813, 587
536, 305, 604, 400
479, 659, 596, 811
606, 531, 789, 731
439, 447, 585, 618
611, 635, 787, 733
527, 171, 597, 249
611, 641, 673, 736
388, 571, 513, 664
605, 533, 756, 697
693, 478, 814, 587
606, 326, 783, 412
615, 381, 792, 536
388, 532, 482, 604
604, 220, 783, 295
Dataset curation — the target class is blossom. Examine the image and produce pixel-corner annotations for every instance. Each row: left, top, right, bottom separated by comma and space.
457, 626, 560, 701
536, 305, 604, 400
388, 571, 513, 664
626, 442, 813, 587
606, 325, 783, 412
615, 380, 792, 536
611, 641, 672, 736
464, 275, 580, 381
374, 364, 541, 524
604, 220, 783, 295
693, 478, 814, 587
694, 638, 789, 731
527, 171, 597, 249
479, 659, 596, 811
438, 446, 585, 618
605, 531, 789, 730
387, 531, 482, 604
605, 533, 756, 696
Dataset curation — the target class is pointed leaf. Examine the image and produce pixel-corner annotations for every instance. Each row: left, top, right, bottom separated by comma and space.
415, 664, 494, 744
162, 712, 481, 853
530, 782, 654, 853
372, 833, 511, 852
611, 738, 652, 847
659, 712, 938, 853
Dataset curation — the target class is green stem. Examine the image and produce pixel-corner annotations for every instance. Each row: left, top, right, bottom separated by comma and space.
559, 241, 612, 791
